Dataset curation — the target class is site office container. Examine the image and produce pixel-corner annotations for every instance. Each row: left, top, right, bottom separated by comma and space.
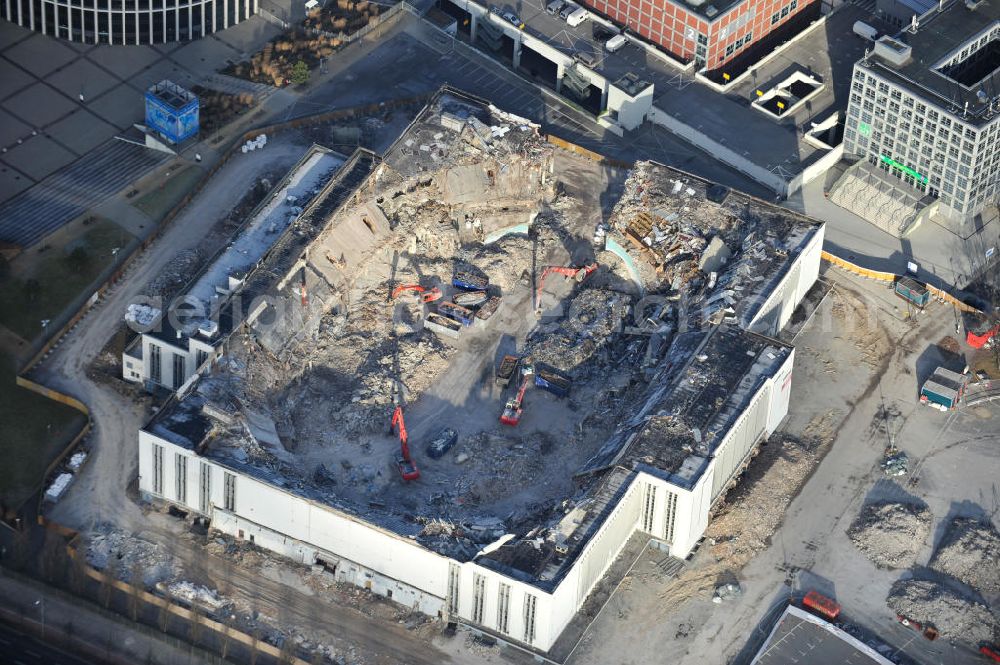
894, 277, 930, 308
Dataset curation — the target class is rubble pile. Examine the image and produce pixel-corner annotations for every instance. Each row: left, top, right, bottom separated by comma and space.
162, 581, 232, 613
86, 525, 179, 585
529, 289, 632, 375
887, 579, 998, 644
929, 518, 1000, 593
147, 248, 201, 297
848, 501, 931, 568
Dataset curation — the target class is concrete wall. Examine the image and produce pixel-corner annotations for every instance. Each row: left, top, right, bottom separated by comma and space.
747, 223, 825, 337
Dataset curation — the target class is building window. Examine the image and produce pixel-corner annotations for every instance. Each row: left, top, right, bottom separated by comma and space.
641, 482, 657, 532
196, 349, 209, 368
172, 353, 186, 390
150, 343, 161, 385
780, 6, 789, 17
152, 444, 164, 495
447, 563, 461, 614
523, 594, 537, 645
199, 462, 211, 513
726, 43, 735, 56
497, 583, 511, 634
790, 0, 797, 8
771, 12, 779, 23
472, 573, 486, 624
175, 454, 187, 504
664, 490, 678, 544
223, 472, 236, 511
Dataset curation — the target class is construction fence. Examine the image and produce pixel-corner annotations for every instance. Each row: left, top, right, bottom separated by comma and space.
821, 250, 981, 314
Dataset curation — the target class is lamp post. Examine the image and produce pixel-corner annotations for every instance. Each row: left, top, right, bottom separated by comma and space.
34, 599, 45, 638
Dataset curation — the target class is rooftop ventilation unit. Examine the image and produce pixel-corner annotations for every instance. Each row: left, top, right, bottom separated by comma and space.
705, 5, 718, 16
874, 35, 912, 66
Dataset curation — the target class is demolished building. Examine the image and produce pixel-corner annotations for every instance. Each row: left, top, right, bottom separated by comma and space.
134, 87, 824, 653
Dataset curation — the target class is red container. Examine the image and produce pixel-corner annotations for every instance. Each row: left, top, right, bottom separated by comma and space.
802, 591, 841, 621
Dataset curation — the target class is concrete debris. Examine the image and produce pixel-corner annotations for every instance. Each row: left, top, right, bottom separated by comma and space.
886, 578, 998, 644
529, 289, 632, 376
929, 518, 1000, 593
86, 524, 179, 586
848, 501, 931, 569
161, 581, 232, 613
124, 303, 161, 328
880, 450, 909, 476
147, 248, 201, 297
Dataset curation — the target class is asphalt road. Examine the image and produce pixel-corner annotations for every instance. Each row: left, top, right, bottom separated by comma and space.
0, 621, 97, 665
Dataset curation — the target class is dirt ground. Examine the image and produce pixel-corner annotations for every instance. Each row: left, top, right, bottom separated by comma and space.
567, 272, 1000, 665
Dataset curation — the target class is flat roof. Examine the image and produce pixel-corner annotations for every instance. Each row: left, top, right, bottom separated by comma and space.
492, 0, 877, 184
859, 0, 1000, 124
752, 605, 895, 665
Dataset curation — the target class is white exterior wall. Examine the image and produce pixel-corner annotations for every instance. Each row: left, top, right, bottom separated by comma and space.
128, 333, 216, 388
135, 338, 798, 650
747, 224, 825, 337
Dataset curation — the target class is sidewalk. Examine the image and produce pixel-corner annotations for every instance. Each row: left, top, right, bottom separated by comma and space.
0, 569, 232, 665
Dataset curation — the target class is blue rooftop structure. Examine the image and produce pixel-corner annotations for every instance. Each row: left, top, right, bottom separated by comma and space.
145, 80, 199, 145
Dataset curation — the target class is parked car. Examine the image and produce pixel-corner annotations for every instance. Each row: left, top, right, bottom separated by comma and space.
489, 4, 501, 14
573, 50, 598, 67
592, 24, 615, 41
426, 427, 458, 459
566, 5, 588, 26
605, 33, 628, 52
546, 0, 565, 15
559, 2, 576, 19
502, 10, 523, 27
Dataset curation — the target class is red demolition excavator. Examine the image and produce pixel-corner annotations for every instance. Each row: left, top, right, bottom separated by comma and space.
391, 284, 443, 303
390, 406, 420, 481
535, 263, 598, 313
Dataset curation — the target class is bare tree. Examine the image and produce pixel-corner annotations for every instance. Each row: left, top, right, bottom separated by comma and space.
128, 562, 144, 621
279, 635, 297, 665
189, 604, 205, 647
99, 558, 117, 609
69, 546, 89, 595
40, 530, 67, 585
157, 595, 171, 633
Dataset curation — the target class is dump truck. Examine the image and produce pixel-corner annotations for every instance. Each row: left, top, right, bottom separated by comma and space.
496, 354, 520, 387
438, 301, 475, 326
801, 591, 841, 621
453, 270, 489, 291
920, 366, 967, 409
454, 290, 489, 308
424, 312, 462, 339
476, 295, 503, 321
894, 276, 930, 308
535, 367, 571, 397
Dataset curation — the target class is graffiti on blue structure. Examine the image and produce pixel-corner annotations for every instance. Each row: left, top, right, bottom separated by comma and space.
144, 88, 199, 144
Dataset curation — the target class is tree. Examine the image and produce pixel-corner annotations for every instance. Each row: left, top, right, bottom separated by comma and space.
22, 278, 41, 303
291, 60, 310, 86
65, 246, 90, 274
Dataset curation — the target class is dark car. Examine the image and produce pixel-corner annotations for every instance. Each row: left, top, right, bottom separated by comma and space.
426, 428, 458, 459
592, 24, 615, 41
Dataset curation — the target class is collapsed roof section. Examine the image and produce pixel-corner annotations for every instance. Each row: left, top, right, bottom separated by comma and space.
610, 161, 820, 329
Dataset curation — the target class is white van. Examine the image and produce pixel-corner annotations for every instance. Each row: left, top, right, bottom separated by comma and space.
566, 6, 588, 26
605, 33, 627, 52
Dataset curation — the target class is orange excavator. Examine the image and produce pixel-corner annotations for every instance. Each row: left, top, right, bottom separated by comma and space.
500, 376, 530, 426
390, 406, 420, 481
391, 284, 443, 303
535, 263, 598, 311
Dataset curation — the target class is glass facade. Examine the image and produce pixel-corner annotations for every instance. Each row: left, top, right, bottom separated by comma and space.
1, 0, 257, 44
843, 63, 1000, 220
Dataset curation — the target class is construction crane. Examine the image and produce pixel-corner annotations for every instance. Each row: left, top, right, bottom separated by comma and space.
500, 376, 530, 426
391, 283, 443, 303
390, 406, 420, 481
535, 263, 598, 311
